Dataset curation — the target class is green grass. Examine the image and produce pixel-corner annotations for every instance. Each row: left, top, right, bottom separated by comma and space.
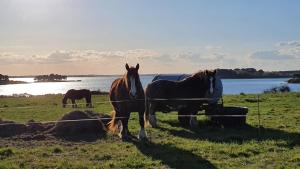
0, 93, 299, 169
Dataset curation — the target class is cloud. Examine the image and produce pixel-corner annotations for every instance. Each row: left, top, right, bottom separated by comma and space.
250, 40, 300, 61
176, 51, 225, 64
250, 50, 296, 60
276, 40, 300, 47
0, 53, 37, 64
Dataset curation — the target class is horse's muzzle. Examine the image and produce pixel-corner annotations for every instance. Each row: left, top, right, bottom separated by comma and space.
129, 93, 138, 99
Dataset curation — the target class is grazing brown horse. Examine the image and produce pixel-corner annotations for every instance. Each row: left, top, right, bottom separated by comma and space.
62, 89, 92, 108
108, 63, 147, 140
145, 70, 216, 128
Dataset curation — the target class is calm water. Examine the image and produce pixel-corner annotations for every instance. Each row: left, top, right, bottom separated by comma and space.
0, 76, 299, 96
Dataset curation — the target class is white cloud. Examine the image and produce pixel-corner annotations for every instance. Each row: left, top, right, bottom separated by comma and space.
250, 50, 296, 60
0, 53, 37, 64
250, 40, 300, 60
276, 40, 300, 47
1, 41, 299, 75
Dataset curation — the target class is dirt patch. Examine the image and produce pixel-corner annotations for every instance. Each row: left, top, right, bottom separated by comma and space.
0, 120, 28, 137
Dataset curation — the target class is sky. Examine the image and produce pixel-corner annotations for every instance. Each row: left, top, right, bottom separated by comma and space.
0, 0, 300, 75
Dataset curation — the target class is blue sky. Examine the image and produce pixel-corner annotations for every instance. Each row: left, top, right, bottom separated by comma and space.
0, 0, 299, 75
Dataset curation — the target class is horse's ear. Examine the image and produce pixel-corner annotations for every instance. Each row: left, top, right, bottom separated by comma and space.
205, 70, 209, 75
136, 63, 139, 70
213, 69, 217, 75
125, 63, 129, 71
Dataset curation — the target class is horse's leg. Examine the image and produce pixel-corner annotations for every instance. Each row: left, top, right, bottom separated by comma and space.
71, 99, 76, 108
120, 111, 131, 140
113, 110, 124, 138
178, 107, 190, 127
189, 108, 199, 128
138, 110, 147, 140
149, 102, 158, 128
85, 97, 88, 107
85, 97, 92, 108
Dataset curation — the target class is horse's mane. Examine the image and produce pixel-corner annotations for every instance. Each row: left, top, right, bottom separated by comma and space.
182, 70, 211, 81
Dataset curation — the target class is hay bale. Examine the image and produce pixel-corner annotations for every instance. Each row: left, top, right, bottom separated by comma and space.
48, 111, 107, 136
0, 120, 27, 137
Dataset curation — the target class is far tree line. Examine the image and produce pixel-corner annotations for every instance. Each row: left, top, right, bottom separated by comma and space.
0, 74, 9, 82
34, 74, 67, 82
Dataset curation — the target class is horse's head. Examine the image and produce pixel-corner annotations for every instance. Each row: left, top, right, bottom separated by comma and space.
62, 96, 67, 108
192, 69, 216, 97
204, 69, 217, 97
124, 63, 141, 99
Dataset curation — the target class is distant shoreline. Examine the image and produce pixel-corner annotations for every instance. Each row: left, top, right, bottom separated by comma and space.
9, 74, 295, 79
0, 80, 81, 85
9, 69, 300, 79
34, 80, 82, 83
0, 81, 28, 85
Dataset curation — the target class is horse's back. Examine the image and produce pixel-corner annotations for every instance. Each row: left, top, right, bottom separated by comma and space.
66, 89, 91, 99
146, 80, 176, 98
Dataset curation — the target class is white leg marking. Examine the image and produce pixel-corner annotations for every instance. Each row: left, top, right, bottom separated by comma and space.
117, 120, 123, 138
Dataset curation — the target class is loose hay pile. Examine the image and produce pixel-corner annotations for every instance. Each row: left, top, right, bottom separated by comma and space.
0, 111, 111, 139
48, 111, 108, 136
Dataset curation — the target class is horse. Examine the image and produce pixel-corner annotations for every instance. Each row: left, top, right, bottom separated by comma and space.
62, 89, 92, 108
144, 70, 216, 128
108, 63, 147, 140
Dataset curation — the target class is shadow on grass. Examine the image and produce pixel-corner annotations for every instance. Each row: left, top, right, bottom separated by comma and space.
52, 133, 106, 142
131, 139, 217, 169
159, 119, 300, 147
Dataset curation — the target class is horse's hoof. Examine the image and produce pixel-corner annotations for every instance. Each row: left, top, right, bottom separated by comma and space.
149, 115, 158, 128
120, 134, 132, 141
189, 117, 199, 129
138, 129, 147, 140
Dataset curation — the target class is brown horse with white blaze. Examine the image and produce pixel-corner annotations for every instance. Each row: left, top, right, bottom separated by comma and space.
108, 63, 147, 140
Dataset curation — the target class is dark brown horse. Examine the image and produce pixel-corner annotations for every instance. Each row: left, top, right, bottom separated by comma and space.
145, 70, 216, 128
62, 89, 92, 108
108, 63, 146, 140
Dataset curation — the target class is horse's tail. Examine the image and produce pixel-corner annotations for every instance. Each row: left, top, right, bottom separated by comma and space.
144, 96, 150, 127
108, 111, 118, 132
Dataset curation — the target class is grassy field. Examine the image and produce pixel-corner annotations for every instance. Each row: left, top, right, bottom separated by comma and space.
0, 93, 299, 169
